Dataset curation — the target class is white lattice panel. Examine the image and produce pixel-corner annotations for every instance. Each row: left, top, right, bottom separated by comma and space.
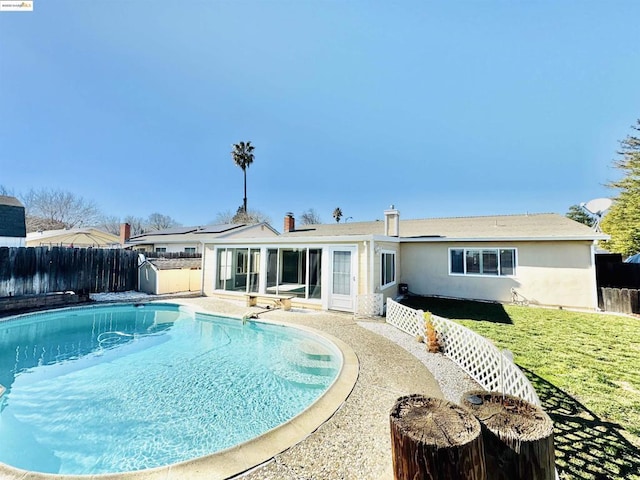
355, 294, 384, 317
386, 299, 540, 406
386, 299, 424, 337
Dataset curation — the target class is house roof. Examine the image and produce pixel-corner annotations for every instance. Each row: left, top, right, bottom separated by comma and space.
282, 213, 607, 241
26, 228, 120, 247
127, 222, 278, 246
147, 258, 202, 270
0, 195, 26, 238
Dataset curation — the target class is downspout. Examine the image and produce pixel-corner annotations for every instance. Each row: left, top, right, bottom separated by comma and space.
200, 241, 206, 296
370, 238, 375, 294
363, 241, 369, 294
590, 241, 599, 310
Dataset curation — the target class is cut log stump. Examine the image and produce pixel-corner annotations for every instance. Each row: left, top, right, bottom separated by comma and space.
390, 394, 486, 480
461, 391, 555, 480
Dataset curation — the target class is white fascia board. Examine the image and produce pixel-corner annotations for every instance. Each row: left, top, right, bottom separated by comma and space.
128, 239, 201, 245
202, 234, 376, 245
398, 235, 609, 243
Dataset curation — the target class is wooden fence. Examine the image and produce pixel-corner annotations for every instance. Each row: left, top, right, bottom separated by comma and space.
0, 246, 139, 297
595, 254, 640, 313
601, 288, 640, 315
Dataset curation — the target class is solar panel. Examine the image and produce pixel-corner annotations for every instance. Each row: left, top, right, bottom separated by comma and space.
195, 224, 245, 234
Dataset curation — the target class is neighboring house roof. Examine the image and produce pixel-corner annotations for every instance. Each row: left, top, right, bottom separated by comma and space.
146, 258, 202, 270
0, 195, 26, 238
282, 213, 607, 241
26, 228, 120, 247
127, 222, 279, 246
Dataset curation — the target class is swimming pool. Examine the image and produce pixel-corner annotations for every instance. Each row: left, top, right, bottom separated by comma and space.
0, 303, 345, 476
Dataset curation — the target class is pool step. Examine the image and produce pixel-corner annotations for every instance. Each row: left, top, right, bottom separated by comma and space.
270, 340, 339, 389
282, 345, 337, 377
297, 340, 334, 362
269, 363, 330, 390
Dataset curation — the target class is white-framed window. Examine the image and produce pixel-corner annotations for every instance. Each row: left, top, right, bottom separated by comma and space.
381, 250, 396, 288
155, 247, 167, 253
184, 247, 196, 253
449, 248, 516, 277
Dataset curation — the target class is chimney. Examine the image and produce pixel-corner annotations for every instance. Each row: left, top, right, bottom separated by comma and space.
120, 222, 131, 245
284, 212, 295, 233
384, 205, 400, 237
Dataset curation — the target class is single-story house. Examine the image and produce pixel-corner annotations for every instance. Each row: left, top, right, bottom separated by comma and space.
129, 222, 279, 294
201, 209, 608, 312
124, 223, 279, 253
26, 228, 120, 248
0, 196, 26, 247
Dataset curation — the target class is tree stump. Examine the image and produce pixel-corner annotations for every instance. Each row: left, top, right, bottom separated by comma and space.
390, 394, 486, 480
461, 391, 555, 480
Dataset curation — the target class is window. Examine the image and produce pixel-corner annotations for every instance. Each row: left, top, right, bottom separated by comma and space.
381, 251, 396, 288
216, 247, 321, 299
216, 248, 260, 292
155, 247, 166, 253
265, 247, 322, 299
184, 247, 196, 253
449, 248, 516, 276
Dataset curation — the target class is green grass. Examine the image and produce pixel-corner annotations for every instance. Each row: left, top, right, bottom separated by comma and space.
402, 296, 640, 480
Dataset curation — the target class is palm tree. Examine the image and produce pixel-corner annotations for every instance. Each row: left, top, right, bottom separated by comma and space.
333, 207, 343, 223
231, 141, 255, 213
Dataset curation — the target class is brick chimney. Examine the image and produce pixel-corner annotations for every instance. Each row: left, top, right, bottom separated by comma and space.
120, 222, 131, 245
384, 206, 400, 237
284, 212, 295, 233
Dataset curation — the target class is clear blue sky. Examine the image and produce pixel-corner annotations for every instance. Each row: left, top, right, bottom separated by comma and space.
1, 1, 639, 227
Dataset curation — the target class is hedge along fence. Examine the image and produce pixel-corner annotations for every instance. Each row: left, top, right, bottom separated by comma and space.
0, 246, 139, 297
386, 298, 541, 406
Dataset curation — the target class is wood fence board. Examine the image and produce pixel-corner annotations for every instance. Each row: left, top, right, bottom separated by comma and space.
0, 247, 138, 298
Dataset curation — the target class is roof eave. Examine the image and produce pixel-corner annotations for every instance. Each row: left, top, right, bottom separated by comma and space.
398, 235, 609, 242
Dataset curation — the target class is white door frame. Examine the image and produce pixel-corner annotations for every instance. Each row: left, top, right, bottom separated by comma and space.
327, 246, 357, 312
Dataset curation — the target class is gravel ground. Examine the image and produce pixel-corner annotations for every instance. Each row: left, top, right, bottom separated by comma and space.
357, 321, 481, 404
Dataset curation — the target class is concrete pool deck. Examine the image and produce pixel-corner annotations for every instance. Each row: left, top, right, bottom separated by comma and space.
0, 296, 461, 480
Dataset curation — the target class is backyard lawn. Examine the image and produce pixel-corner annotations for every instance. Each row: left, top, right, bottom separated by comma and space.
401, 296, 640, 480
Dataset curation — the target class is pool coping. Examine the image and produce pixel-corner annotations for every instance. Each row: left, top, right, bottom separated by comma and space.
0, 302, 360, 480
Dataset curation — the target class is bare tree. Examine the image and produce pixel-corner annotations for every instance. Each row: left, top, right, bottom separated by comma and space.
213, 210, 236, 224
98, 215, 122, 235
213, 206, 270, 225
124, 215, 147, 236
146, 212, 179, 231
0, 185, 15, 196
300, 208, 322, 225
21, 188, 102, 232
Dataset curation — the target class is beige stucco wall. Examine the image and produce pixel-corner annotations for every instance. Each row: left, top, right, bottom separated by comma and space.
399, 240, 597, 309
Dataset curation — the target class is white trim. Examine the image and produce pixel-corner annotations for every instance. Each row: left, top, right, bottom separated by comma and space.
380, 249, 397, 290
448, 247, 518, 277
202, 233, 607, 247
328, 246, 358, 312
398, 235, 608, 242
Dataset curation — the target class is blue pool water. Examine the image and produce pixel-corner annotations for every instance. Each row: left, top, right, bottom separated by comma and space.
0, 303, 341, 475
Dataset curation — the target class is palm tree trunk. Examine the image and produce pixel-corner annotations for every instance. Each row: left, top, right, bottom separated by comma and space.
243, 168, 247, 213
